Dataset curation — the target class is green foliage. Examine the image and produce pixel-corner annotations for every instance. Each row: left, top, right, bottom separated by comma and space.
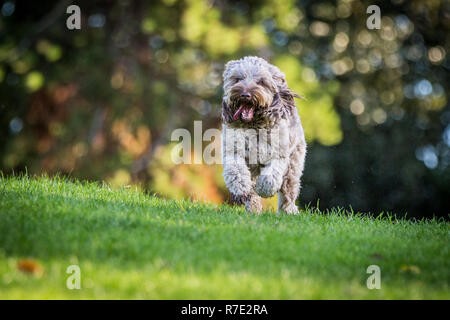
0, 0, 449, 218
275, 55, 342, 145
25, 71, 44, 92
0, 175, 448, 299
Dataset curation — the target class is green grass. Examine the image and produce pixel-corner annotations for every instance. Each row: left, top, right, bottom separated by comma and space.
0, 175, 448, 299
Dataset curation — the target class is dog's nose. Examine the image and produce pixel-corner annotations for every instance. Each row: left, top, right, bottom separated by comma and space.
240, 92, 251, 99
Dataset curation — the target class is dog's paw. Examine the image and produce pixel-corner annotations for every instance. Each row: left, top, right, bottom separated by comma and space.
245, 196, 262, 214
231, 193, 262, 214
255, 174, 282, 198
230, 193, 251, 205
281, 203, 299, 215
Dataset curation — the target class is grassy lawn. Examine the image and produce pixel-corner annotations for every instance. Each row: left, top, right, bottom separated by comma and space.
0, 175, 448, 299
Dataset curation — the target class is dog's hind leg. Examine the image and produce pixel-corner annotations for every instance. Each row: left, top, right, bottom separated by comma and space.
278, 143, 306, 214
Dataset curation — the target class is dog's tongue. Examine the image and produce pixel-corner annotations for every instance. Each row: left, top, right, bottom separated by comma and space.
233, 104, 254, 121
233, 105, 245, 120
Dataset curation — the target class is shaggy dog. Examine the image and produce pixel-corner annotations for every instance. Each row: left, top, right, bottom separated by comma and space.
221, 56, 306, 214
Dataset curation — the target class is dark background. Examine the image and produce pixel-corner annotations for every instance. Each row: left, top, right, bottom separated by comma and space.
1, 0, 449, 219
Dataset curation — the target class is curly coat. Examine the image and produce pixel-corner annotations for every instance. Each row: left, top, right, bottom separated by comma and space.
221, 56, 307, 214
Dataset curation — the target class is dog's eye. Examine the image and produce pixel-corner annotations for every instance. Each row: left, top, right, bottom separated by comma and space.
234, 77, 243, 83
257, 79, 266, 86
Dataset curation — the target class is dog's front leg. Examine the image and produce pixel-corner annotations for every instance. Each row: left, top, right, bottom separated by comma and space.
223, 156, 261, 213
255, 158, 288, 198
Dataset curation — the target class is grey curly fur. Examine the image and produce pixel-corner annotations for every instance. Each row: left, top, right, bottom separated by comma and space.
221, 56, 307, 214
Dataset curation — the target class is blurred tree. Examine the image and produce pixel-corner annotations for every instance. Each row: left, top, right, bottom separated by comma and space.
0, 0, 448, 218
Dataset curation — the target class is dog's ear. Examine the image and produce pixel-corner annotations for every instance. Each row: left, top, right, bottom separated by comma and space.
268, 65, 302, 116
222, 100, 234, 123
270, 88, 300, 119
269, 64, 302, 100
268, 65, 288, 91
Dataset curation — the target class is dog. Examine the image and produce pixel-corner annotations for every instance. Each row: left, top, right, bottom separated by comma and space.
221, 56, 306, 214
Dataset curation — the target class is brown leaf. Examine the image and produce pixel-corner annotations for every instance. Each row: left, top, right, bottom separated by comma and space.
400, 265, 421, 274
17, 259, 44, 276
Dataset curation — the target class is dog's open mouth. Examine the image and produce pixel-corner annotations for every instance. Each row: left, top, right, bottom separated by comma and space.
233, 103, 255, 122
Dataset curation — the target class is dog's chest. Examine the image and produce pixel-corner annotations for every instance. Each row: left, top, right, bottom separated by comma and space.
243, 130, 273, 165
222, 124, 290, 166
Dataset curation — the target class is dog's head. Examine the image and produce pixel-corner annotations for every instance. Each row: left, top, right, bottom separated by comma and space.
222, 56, 297, 124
